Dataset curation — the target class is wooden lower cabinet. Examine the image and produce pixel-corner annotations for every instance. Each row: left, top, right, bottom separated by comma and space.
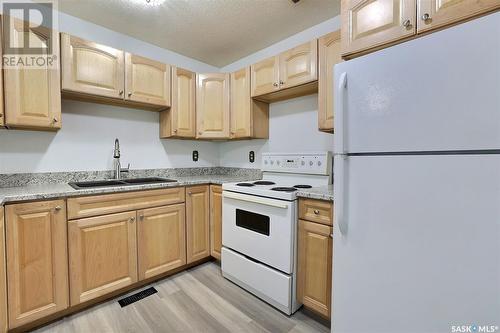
68, 211, 138, 305
137, 204, 186, 280
186, 185, 210, 263
0, 207, 7, 333
297, 219, 333, 319
5, 200, 69, 328
209, 185, 222, 260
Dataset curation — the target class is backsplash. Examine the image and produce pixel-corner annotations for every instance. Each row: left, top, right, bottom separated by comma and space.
0, 167, 262, 188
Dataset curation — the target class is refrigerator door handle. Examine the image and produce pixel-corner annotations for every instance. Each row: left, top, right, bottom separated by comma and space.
334, 154, 348, 235
334, 72, 347, 155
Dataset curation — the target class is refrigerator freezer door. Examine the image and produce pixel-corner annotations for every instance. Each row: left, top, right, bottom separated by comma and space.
334, 12, 500, 154
332, 154, 500, 332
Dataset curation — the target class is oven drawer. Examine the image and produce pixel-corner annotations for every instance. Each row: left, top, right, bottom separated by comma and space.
221, 247, 292, 314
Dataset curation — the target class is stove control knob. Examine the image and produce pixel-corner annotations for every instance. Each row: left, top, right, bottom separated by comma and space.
318, 161, 322, 166
309, 161, 314, 166
270, 160, 274, 165
301, 161, 305, 166
264, 160, 268, 165
277, 161, 280, 165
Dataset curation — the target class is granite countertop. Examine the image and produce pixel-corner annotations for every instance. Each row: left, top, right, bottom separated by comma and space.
0, 174, 260, 206
296, 185, 334, 202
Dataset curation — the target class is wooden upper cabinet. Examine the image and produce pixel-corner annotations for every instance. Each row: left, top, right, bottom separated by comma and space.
186, 185, 210, 264
68, 211, 138, 305
417, 0, 500, 33
0, 19, 3, 129
279, 40, 318, 89
137, 204, 186, 280
3, 17, 61, 130
196, 73, 230, 139
61, 33, 125, 99
341, 0, 416, 56
5, 200, 69, 328
125, 53, 171, 107
0, 207, 7, 333
297, 219, 333, 319
251, 55, 280, 97
209, 185, 222, 260
160, 67, 196, 138
318, 31, 342, 133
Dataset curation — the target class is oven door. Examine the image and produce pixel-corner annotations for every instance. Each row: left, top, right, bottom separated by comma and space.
222, 190, 296, 274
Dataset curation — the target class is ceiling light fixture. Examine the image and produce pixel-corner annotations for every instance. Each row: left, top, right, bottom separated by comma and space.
129, 0, 166, 7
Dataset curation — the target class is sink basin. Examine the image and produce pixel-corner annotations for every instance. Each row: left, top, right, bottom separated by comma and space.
69, 177, 177, 190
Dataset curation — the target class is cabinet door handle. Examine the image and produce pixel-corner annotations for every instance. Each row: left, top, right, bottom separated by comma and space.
139, 215, 144, 221
129, 217, 136, 223
128, 92, 132, 97
273, 82, 278, 87
279, 80, 284, 85
188, 192, 192, 195
402, 19, 412, 28
54, 206, 62, 212
421, 13, 431, 22
119, 90, 124, 96
53, 117, 59, 123
314, 209, 320, 215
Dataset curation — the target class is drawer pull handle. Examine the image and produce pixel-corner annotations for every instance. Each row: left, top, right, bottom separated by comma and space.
54, 206, 62, 211
314, 209, 320, 215
129, 217, 136, 223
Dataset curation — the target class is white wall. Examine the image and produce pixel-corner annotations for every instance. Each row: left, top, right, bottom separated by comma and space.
0, 10, 220, 174
219, 16, 340, 169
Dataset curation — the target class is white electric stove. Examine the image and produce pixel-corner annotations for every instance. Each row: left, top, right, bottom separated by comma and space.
221, 152, 332, 315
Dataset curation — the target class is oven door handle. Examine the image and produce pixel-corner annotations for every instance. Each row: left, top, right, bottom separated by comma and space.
223, 191, 289, 209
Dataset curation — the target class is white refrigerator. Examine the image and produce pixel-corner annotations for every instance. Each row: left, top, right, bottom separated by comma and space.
332, 12, 500, 333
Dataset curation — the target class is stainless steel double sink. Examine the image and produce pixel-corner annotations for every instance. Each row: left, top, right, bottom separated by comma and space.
68, 177, 177, 190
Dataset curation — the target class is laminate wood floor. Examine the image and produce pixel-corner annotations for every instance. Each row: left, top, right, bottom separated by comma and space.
34, 262, 330, 333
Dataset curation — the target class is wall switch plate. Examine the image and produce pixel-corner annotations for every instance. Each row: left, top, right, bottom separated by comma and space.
193, 151, 199, 162
249, 151, 255, 163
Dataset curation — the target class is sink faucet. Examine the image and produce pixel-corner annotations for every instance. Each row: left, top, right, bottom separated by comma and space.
113, 138, 130, 180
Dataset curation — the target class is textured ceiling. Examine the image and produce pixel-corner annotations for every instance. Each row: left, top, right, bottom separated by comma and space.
58, 0, 340, 67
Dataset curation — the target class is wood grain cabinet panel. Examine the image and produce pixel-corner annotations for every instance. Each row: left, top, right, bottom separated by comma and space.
318, 31, 342, 133
341, 0, 416, 56
0, 207, 7, 333
297, 219, 333, 319
299, 199, 333, 226
251, 56, 280, 97
137, 204, 186, 280
196, 73, 230, 139
279, 40, 318, 90
160, 67, 196, 138
61, 33, 125, 99
230, 67, 269, 139
68, 211, 138, 305
186, 185, 210, 263
209, 185, 222, 260
5, 200, 68, 328
3, 17, 61, 130
125, 53, 171, 107
417, 0, 500, 33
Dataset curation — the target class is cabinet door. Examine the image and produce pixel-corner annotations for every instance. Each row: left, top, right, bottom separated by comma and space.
137, 204, 186, 280
160, 67, 196, 138
0, 207, 6, 333
297, 219, 333, 319
196, 73, 230, 139
5, 200, 68, 328
3, 18, 61, 130
68, 211, 138, 305
279, 40, 318, 90
251, 55, 279, 97
417, 0, 499, 33
61, 33, 125, 99
209, 185, 222, 260
186, 185, 210, 263
341, 0, 416, 56
125, 53, 171, 107
230, 67, 252, 138
318, 31, 342, 132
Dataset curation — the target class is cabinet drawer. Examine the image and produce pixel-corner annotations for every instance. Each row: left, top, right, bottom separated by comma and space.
68, 187, 185, 219
299, 199, 333, 226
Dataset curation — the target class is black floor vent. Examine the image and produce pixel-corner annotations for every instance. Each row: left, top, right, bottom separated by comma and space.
118, 287, 158, 307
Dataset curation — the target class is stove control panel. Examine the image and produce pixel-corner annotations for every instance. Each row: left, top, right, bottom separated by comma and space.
262, 152, 332, 175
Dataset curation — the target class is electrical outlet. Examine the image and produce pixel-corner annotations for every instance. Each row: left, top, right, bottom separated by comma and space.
249, 151, 255, 163
192, 151, 199, 162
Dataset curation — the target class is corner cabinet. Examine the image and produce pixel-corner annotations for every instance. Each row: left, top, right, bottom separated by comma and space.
186, 185, 211, 263
251, 55, 280, 97
137, 204, 186, 280
5, 200, 69, 328
230, 67, 269, 139
68, 211, 138, 305
160, 67, 196, 138
3, 17, 61, 130
209, 185, 222, 260
318, 31, 342, 133
196, 73, 230, 139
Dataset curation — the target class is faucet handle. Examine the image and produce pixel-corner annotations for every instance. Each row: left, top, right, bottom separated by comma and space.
121, 163, 130, 173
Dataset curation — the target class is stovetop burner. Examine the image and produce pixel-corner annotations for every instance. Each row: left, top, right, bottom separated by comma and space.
236, 183, 255, 187
294, 185, 312, 189
271, 187, 298, 192
253, 181, 276, 185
